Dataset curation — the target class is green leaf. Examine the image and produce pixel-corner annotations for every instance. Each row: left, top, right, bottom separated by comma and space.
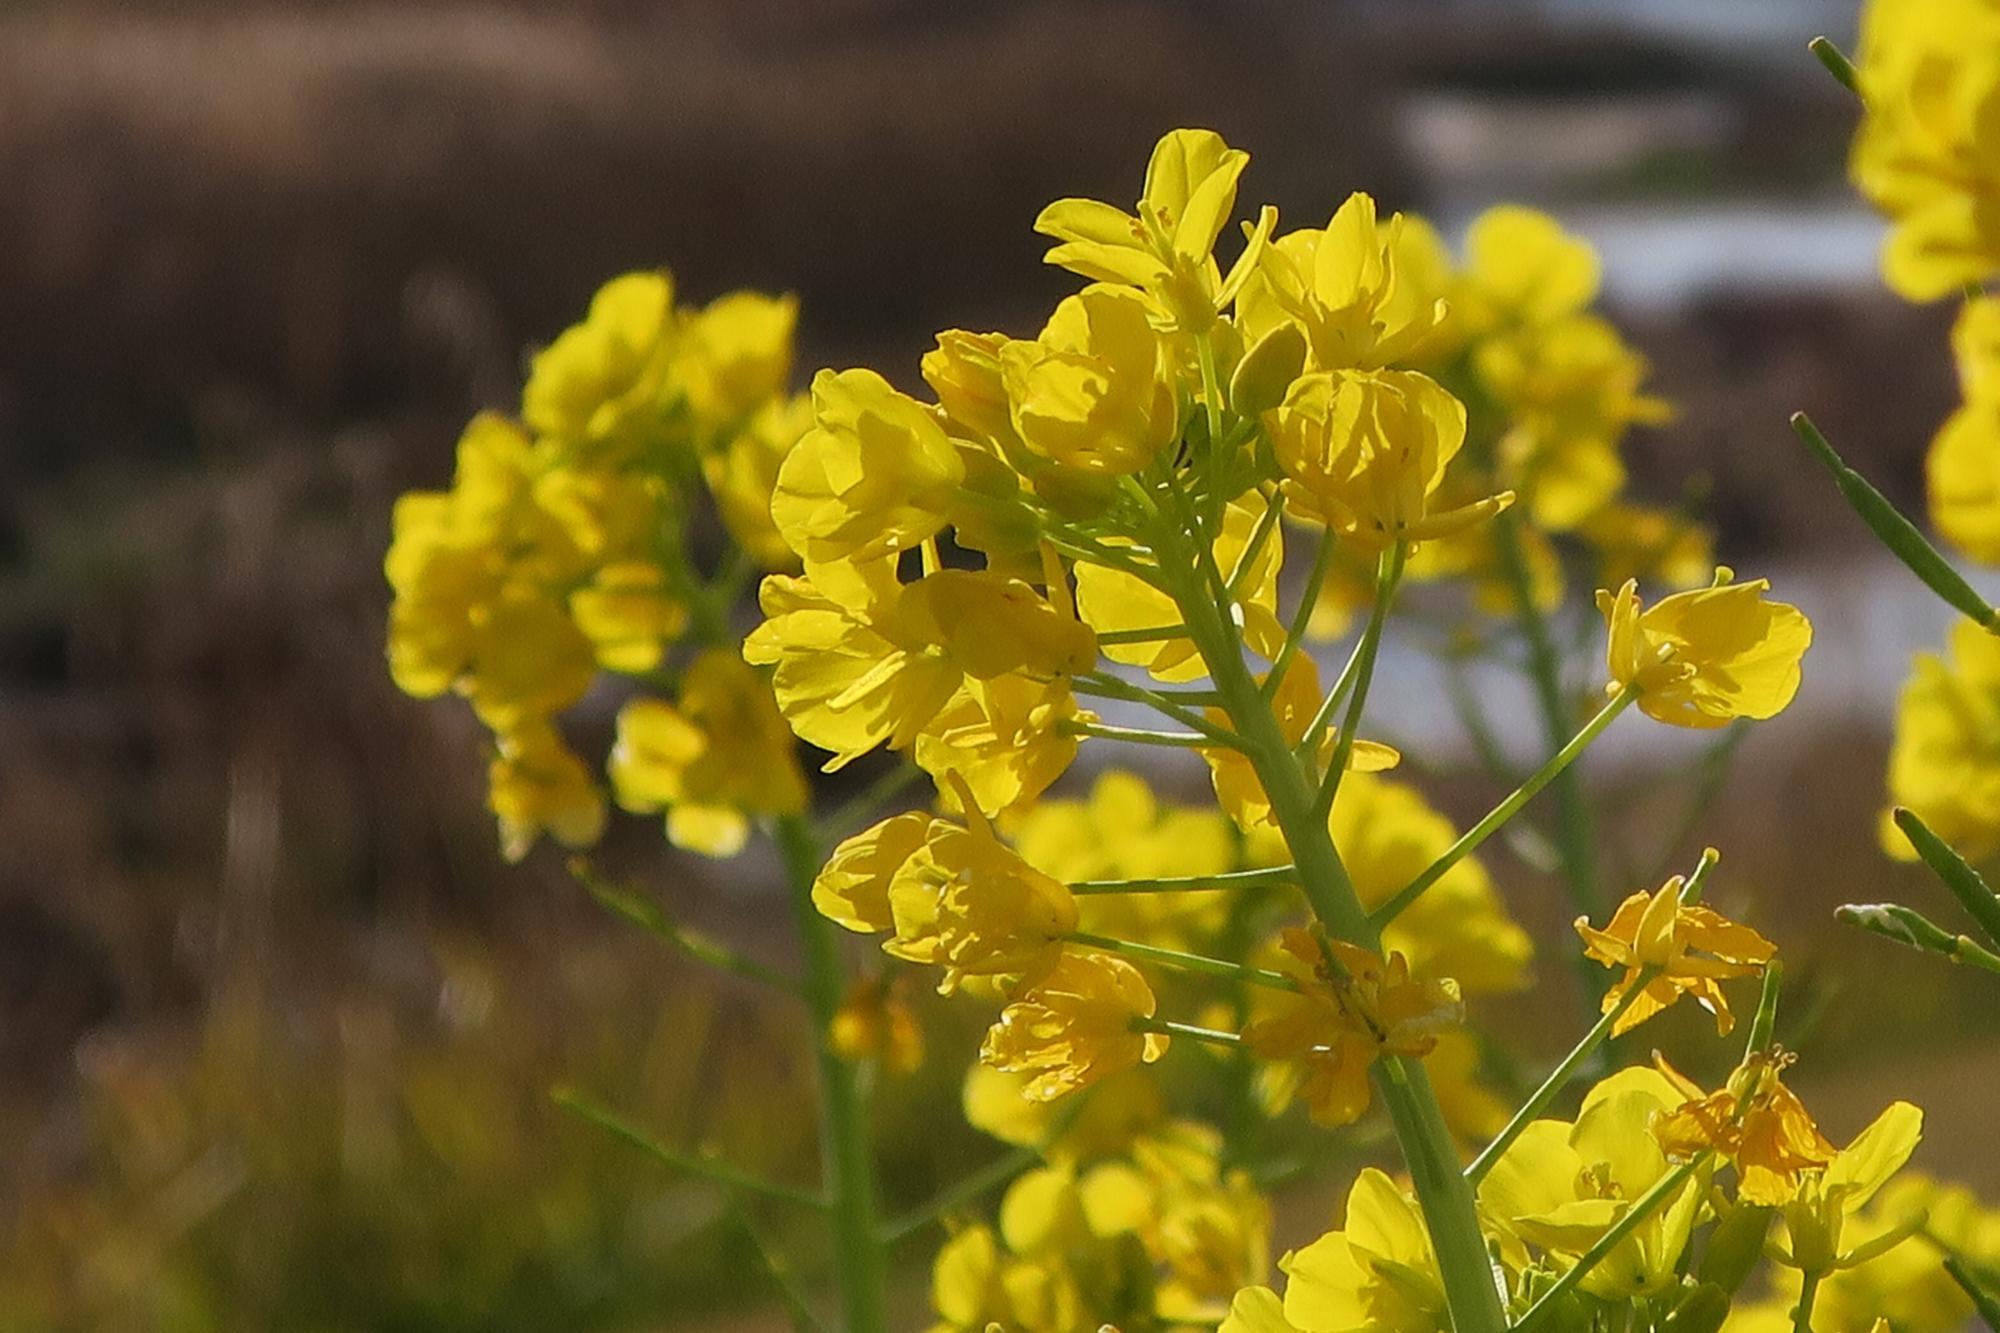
1892, 807, 2000, 947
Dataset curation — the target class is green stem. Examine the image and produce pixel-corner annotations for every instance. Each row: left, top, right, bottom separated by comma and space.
1063, 720, 1213, 749
1943, 1254, 2000, 1329
1892, 807, 2000, 947
879, 1144, 1040, 1243
1792, 1269, 1823, 1333
1312, 542, 1405, 822
1068, 930, 1302, 991
775, 814, 887, 1333
1369, 684, 1638, 930
552, 1087, 827, 1210
1160, 512, 1506, 1333
1262, 522, 1336, 698
1133, 1015, 1244, 1047
1514, 1155, 1709, 1333
1069, 865, 1295, 895
574, 862, 803, 997
1495, 508, 1602, 921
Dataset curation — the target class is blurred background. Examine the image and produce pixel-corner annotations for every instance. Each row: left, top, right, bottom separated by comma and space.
2, 1, 1994, 1328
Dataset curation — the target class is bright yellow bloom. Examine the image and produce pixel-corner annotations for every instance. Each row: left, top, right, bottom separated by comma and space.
770, 367, 966, 564
1006, 769, 1236, 951
1035, 127, 1272, 332
1330, 771, 1533, 994
980, 949, 1168, 1099
1243, 930, 1462, 1129
1575, 872, 1776, 1035
607, 651, 807, 857
703, 392, 810, 570
673, 288, 796, 424
1000, 284, 1180, 476
885, 806, 1080, 994
1773, 1101, 1925, 1274
1599, 569, 1812, 728
458, 586, 600, 732
1804, 1174, 2000, 1333
1279, 1168, 1447, 1333
828, 975, 925, 1074
1478, 1066, 1706, 1300
813, 810, 933, 933
1243, 192, 1451, 371
566, 561, 688, 674
1205, 656, 1400, 833
522, 271, 677, 455
926, 1223, 1083, 1333
1076, 491, 1286, 680
1654, 1050, 1837, 1207
1883, 619, 2000, 861
486, 721, 607, 862
961, 1062, 1169, 1163
914, 673, 1086, 819
1850, 0, 2000, 300
1268, 368, 1511, 552
1453, 205, 1601, 337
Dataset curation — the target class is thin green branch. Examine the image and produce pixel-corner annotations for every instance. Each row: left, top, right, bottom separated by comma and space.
1075, 671, 1249, 749
1312, 542, 1406, 822
1226, 486, 1286, 599
1068, 865, 1297, 895
721, 1190, 825, 1332
879, 1144, 1041, 1243
1892, 807, 2000, 947
1132, 1015, 1245, 1047
1263, 522, 1336, 699
553, 1087, 828, 1210
1369, 684, 1639, 930
1068, 930, 1303, 991
813, 760, 927, 842
1944, 1253, 2000, 1329
573, 861, 803, 997
1063, 719, 1214, 749
1095, 624, 1192, 645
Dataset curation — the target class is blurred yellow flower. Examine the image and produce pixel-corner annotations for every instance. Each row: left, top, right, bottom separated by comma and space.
1883, 619, 2000, 861
486, 721, 607, 863
673, 288, 797, 424
1001, 284, 1181, 476
828, 975, 925, 1074
522, 270, 677, 455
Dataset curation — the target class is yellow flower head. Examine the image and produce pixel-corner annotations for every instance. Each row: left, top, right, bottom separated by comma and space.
980, 949, 1168, 1100
1575, 871, 1776, 1035
884, 799, 1081, 994
1653, 1049, 1837, 1207
1883, 619, 2000, 861
486, 720, 607, 863
1268, 368, 1511, 552
915, 672, 1086, 819
813, 809, 934, 934
1477, 1066, 1706, 1300
1279, 1168, 1446, 1333
607, 651, 808, 858
522, 271, 677, 455
770, 367, 967, 564
1598, 569, 1812, 728
673, 288, 797, 425
1001, 284, 1181, 477
1579, 500, 1714, 593
1454, 205, 1601, 336
1034, 127, 1273, 332
703, 392, 811, 571
1243, 930, 1462, 1129
927, 1222, 1083, 1333
1245, 192, 1451, 371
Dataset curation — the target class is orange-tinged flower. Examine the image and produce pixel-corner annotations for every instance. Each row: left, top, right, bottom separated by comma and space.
1575, 873, 1776, 1035
1654, 1050, 1837, 1207
828, 975, 926, 1074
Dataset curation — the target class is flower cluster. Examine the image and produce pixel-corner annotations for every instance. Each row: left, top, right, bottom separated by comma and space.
385, 271, 810, 858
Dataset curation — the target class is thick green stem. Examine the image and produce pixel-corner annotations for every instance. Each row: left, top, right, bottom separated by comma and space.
776, 814, 887, 1333
1792, 1269, 1823, 1333
1494, 508, 1602, 920
1161, 517, 1506, 1333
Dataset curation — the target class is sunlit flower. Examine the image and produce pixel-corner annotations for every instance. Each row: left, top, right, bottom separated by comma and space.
1599, 569, 1812, 728
486, 720, 608, 862
522, 270, 678, 455
981, 949, 1167, 1099
828, 975, 926, 1074
1279, 1168, 1447, 1333
1575, 872, 1776, 1035
1654, 1050, 1837, 1207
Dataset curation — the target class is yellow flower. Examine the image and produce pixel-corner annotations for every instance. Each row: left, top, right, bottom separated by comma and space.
1243, 192, 1451, 371
1243, 930, 1462, 1129
1453, 205, 1601, 337
744, 559, 964, 771
1205, 655, 1400, 833
1883, 619, 2000, 861
1077, 491, 1287, 681
1268, 368, 1511, 552
1423, 1030, 1511, 1145
1850, 0, 2000, 300
1575, 873, 1776, 1035
961, 1063, 1169, 1163
1654, 1050, 1837, 1207
813, 810, 934, 934
1330, 771, 1533, 995
926, 1223, 1084, 1333
1477, 1067, 1706, 1300
567, 561, 688, 674
828, 975, 925, 1074
1280, 1168, 1447, 1333
673, 288, 796, 425
486, 721, 607, 862
703, 392, 811, 570
1035, 127, 1273, 332
884, 802, 1081, 994
980, 949, 1168, 1099
607, 651, 807, 857
521, 271, 677, 454
770, 367, 966, 564
1805, 1174, 2000, 1333
459, 586, 600, 732
1005, 769, 1236, 951
914, 673, 1086, 818
1773, 1101, 1925, 1275
1598, 569, 1812, 728
1929, 297, 2000, 561
1000, 284, 1180, 476
922, 329, 1017, 446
